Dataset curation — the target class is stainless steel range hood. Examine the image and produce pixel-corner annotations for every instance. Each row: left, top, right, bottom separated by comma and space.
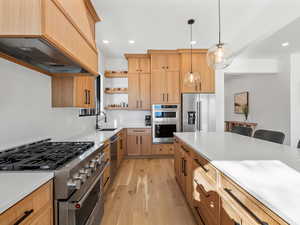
0, 38, 88, 74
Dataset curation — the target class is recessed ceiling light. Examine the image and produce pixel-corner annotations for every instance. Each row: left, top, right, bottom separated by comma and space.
190, 40, 197, 45
103, 40, 110, 44
281, 42, 289, 47
129, 40, 135, 44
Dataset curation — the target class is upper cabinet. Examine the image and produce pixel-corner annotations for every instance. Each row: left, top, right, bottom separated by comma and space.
179, 49, 215, 93
125, 54, 150, 73
0, 0, 101, 76
52, 75, 95, 108
149, 51, 180, 104
126, 54, 151, 110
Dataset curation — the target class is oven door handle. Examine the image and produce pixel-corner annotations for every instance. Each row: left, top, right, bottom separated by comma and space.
71, 169, 105, 208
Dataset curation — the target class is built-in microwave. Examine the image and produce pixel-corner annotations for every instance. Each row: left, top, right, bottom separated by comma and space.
152, 104, 181, 143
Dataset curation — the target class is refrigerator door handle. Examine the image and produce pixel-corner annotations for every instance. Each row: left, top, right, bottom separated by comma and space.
198, 101, 202, 131
196, 101, 199, 131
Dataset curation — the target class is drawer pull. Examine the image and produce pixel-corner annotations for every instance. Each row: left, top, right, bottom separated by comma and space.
133, 130, 145, 133
181, 145, 189, 153
104, 177, 110, 187
194, 159, 209, 173
14, 209, 34, 225
194, 207, 207, 225
224, 188, 269, 225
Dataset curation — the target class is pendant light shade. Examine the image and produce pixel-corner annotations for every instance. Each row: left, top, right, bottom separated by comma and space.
207, 0, 234, 69
184, 19, 201, 88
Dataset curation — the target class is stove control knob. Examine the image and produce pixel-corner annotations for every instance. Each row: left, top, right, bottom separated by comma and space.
74, 173, 87, 183
67, 179, 81, 189
80, 168, 91, 178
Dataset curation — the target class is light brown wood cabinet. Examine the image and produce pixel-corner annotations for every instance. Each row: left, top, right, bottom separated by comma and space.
179, 50, 215, 93
152, 144, 174, 155
150, 52, 180, 104
126, 54, 150, 74
117, 130, 125, 168
126, 128, 151, 156
128, 73, 151, 110
52, 76, 95, 108
0, 180, 53, 225
174, 137, 289, 225
0, 0, 101, 76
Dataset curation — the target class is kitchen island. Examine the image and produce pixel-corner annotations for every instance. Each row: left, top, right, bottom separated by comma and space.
174, 131, 300, 225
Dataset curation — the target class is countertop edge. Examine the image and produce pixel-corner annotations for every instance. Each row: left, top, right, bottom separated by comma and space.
0, 173, 54, 214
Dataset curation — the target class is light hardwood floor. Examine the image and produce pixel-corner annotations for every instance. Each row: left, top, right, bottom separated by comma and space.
101, 159, 197, 225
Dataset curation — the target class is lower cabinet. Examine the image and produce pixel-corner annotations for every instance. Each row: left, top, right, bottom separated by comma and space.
102, 142, 111, 193
126, 128, 152, 156
117, 130, 125, 168
174, 137, 288, 225
0, 180, 53, 225
152, 143, 174, 155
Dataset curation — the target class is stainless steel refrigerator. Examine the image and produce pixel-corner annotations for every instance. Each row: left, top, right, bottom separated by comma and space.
182, 94, 216, 132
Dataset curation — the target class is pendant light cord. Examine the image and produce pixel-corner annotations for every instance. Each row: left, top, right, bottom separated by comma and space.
190, 21, 193, 73
218, 0, 221, 44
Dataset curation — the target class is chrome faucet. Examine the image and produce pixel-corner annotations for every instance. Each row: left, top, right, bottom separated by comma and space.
96, 110, 107, 130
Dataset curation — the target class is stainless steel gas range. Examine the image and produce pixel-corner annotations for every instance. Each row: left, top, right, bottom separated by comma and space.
0, 139, 108, 225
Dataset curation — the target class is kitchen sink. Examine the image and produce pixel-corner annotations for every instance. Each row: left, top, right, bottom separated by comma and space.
98, 128, 117, 131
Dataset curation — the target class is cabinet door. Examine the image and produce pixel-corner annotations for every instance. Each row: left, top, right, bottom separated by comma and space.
139, 58, 150, 73
185, 156, 194, 208
128, 74, 140, 109
28, 206, 53, 225
74, 77, 87, 108
179, 151, 187, 193
139, 74, 151, 110
141, 135, 152, 155
127, 135, 140, 155
199, 53, 215, 93
128, 58, 140, 73
220, 198, 242, 225
151, 70, 166, 104
166, 71, 180, 103
166, 54, 180, 71
180, 53, 198, 93
86, 77, 95, 108
151, 54, 167, 71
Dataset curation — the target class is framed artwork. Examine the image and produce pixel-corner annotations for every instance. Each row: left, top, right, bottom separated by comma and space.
234, 92, 249, 114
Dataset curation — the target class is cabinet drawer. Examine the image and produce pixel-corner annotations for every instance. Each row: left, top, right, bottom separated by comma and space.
152, 144, 169, 155
0, 180, 53, 225
103, 144, 110, 162
220, 175, 282, 225
192, 153, 217, 186
127, 128, 151, 135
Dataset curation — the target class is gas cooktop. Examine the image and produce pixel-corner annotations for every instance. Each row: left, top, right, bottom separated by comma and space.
0, 140, 94, 171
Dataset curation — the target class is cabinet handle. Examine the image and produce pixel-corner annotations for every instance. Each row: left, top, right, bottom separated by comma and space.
183, 159, 187, 176
88, 90, 90, 105
181, 145, 189, 153
224, 188, 269, 225
193, 158, 209, 173
181, 158, 184, 174
140, 100, 142, 108
140, 136, 142, 144
84, 90, 87, 104
136, 136, 138, 144
13, 209, 34, 225
194, 207, 206, 225
136, 100, 139, 108
167, 93, 169, 102
162, 93, 165, 102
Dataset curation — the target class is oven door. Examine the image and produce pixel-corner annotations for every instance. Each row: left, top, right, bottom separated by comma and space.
153, 124, 177, 143
58, 170, 104, 225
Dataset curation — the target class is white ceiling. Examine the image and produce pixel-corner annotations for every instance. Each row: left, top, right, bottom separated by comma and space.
92, 0, 300, 59
240, 16, 300, 59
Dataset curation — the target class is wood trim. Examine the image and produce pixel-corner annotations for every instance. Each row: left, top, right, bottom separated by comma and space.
147, 49, 179, 54
124, 54, 149, 59
42, 34, 98, 76
177, 49, 208, 54
49, 0, 98, 53
0, 52, 51, 76
84, 0, 102, 22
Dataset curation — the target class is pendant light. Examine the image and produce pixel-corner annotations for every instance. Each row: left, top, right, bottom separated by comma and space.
207, 0, 234, 69
184, 19, 201, 88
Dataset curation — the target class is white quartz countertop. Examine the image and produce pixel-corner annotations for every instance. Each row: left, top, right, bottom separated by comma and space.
0, 172, 53, 214
174, 132, 300, 225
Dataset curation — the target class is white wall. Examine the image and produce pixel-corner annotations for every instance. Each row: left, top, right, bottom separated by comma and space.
224, 56, 291, 144
0, 58, 100, 150
290, 53, 300, 147
104, 57, 151, 125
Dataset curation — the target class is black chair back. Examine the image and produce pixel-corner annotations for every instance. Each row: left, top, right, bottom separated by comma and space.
253, 129, 285, 144
231, 126, 253, 137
